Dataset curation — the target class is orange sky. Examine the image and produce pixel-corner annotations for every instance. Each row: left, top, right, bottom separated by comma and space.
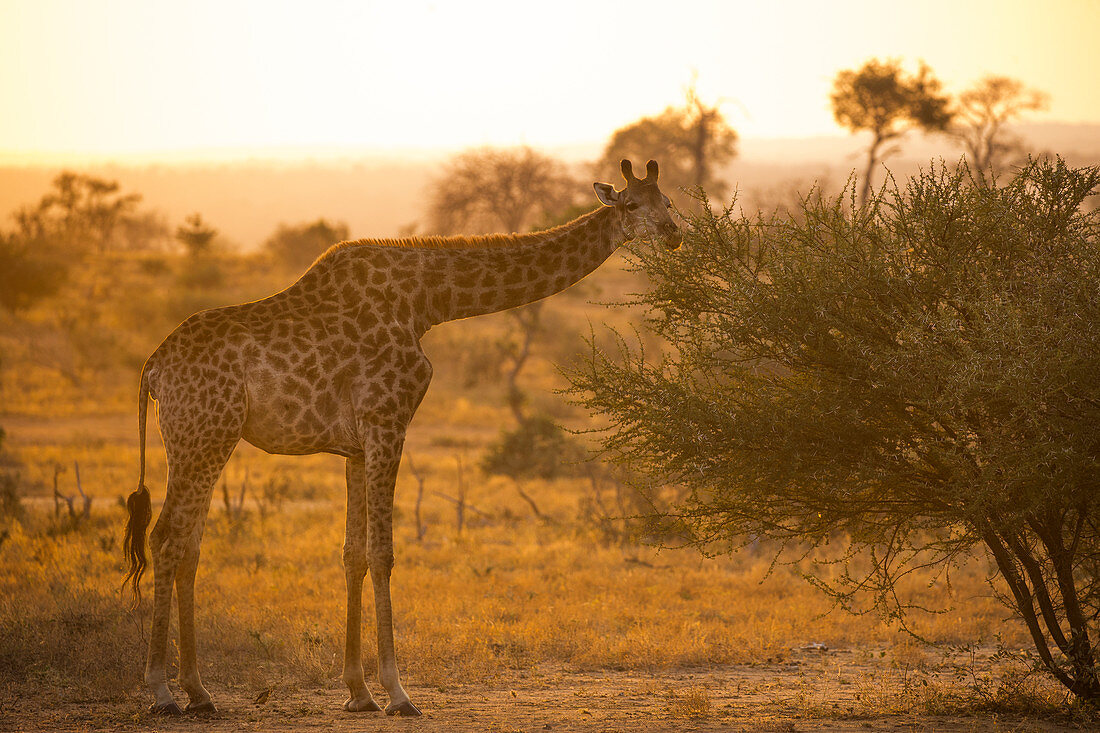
1, 0, 1097, 162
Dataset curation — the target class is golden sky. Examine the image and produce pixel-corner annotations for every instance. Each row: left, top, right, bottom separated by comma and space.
1, 0, 1097, 161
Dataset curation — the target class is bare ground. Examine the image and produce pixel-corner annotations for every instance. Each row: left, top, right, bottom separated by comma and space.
1, 658, 1086, 733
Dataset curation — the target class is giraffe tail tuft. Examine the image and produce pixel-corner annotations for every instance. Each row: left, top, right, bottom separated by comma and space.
123, 367, 153, 609
123, 484, 152, 608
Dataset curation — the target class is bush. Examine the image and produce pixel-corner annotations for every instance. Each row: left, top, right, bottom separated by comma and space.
481, 415, 586, 482
568, 158, 1100, 701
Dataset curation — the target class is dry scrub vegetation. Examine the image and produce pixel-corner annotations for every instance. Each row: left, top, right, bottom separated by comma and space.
0, 179, 1095, 731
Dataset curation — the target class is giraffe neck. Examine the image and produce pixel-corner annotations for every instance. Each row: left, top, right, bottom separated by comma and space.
293, 206, 627, 333
433, 203, 629, 321
433, 205, 626, 324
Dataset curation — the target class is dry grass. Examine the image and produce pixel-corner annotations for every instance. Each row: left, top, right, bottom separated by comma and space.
0, 252, 1093, 730
3, 415, 1095, 730
0, 457, 1038, 704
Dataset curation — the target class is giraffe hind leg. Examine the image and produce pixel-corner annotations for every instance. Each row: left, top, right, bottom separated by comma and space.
177, 528, 217, 713
145, 434, 237, 715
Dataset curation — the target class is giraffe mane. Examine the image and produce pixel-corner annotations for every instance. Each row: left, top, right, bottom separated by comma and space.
322, 205, 608, 255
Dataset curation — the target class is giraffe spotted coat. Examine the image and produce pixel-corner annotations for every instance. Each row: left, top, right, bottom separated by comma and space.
124, 159, 679, 716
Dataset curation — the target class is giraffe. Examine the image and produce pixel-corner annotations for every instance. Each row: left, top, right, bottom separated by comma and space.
122, 159, 680, 716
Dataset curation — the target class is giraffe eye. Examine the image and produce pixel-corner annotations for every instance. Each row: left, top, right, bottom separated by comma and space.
625, 202, 640, 211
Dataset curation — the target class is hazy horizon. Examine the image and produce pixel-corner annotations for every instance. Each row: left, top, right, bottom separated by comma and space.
3, 120, 1097, 250
3, 0, 1098, 162
2, 120, 1098, 168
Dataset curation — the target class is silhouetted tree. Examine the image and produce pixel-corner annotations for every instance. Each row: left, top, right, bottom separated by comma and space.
427, 146, 581, 235
568, 159, 1100, 702
500, 302, 543, 424
830, 59, 952, 204
952, 75, 1049, 175
118, 211, 171, 252
264, 218, 349, 273
175, 213, 218, 257
599, 83, 737, 203
15, 172, 143, 254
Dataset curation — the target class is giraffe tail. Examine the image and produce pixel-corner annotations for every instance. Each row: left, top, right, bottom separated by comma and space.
123, 365, 153, 609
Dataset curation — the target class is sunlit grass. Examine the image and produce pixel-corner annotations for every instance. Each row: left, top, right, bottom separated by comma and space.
1, 481, 1025, 704
0, 249, 1080, 727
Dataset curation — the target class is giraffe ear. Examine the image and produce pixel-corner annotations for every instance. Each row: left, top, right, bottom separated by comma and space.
594, 182, 620, 206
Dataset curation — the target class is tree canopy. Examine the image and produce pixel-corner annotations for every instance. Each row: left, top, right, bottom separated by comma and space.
830, 59, 952, 204
568, 158, 1100, 701
951, 75, 1049, 175
427, 146, 580, 235
14, 171, 145, 254
598, 85, 737, 204
264, 218, 349, 272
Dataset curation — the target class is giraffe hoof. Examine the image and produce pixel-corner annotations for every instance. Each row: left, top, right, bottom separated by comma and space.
385, 699, 422, 716
344, 696, 382, 712
185, 700, 218, 714
149, 701, 184, 716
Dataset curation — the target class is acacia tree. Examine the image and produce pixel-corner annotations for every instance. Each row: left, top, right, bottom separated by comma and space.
831, 59, 952, 205
952, 75, 1049, 175
15, 171, 143, 254
567, 159, 1100, 702
427, 146, 580, 235
599, 84, 737, 203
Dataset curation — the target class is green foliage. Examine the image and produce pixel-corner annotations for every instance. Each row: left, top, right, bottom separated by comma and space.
568, 158, 1100, 701
481, 415, 586, 482
264, 218, 349, 273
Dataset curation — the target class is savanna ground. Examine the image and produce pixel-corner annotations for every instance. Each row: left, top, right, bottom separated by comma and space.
1, 250, 1096, 732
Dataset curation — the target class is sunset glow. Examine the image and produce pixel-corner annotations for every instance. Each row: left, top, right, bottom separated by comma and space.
2, 0, 1097, 162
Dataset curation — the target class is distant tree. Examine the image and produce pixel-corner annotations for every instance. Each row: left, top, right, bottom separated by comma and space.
599, 83, 737, 203
568, 158, 1100, 702
830, 58, 953, 204
951, 75, 1049, 175
15, 171, 143, 254
481, 415, 586, 483
264, 218, 349, 273
427, 146, 581, 235
119, 211, 172, 252
499, 302, 543, 424
175, 213, 218, 258
0, 230, 67, 312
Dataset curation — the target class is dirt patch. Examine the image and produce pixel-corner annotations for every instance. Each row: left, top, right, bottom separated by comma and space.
1, 659, 1083, 733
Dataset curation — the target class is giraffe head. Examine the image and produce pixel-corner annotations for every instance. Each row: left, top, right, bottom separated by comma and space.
594, 159, 681, 249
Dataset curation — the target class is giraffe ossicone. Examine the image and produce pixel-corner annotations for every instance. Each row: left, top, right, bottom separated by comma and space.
122, 159, 679, 716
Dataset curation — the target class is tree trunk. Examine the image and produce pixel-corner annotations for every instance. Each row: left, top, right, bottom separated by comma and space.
860, 134, 883, 207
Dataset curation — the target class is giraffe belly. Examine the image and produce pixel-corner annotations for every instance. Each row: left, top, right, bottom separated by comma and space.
241, 375, 357, 457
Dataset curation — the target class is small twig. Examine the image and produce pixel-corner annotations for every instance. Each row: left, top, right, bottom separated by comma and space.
406, 452, 428, 542
73, 460, 91, 518
431, 492, 491, 519
514, 481, 549, 522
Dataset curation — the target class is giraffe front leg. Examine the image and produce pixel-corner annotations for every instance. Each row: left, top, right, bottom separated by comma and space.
365, 430, 420, 717
342, 455, 382, 713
